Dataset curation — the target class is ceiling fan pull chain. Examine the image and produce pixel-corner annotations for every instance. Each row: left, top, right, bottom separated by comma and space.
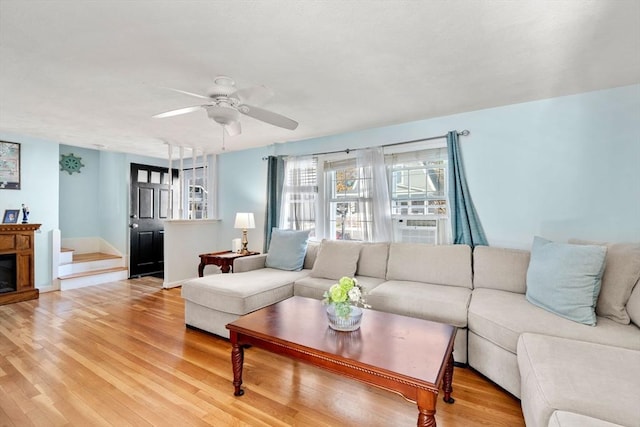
221, 127, 226, 151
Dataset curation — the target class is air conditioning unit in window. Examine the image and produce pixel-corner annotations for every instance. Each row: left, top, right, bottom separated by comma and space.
392, 216, 438, 244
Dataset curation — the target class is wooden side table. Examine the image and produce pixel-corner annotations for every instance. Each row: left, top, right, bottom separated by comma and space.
198, 251, 260, 276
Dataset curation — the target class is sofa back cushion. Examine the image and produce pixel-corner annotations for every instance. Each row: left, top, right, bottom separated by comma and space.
473, 246, 530, 294
386, 243, 472, 288
303, 240, 320, 270
626, 279, 640, 327
310, 240, 362, 280
570, 239, 640, 325
356, 243, 389, 278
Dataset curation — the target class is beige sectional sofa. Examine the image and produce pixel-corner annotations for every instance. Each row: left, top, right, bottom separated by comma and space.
181, 239, 640, 427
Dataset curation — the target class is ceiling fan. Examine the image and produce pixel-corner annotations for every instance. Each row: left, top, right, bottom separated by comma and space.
153, 76, 298, 137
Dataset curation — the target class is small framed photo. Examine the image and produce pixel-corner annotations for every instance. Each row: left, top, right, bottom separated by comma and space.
2, 209, 19, 224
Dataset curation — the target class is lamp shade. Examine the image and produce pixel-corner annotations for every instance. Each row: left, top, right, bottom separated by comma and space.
234, 212, 255, 229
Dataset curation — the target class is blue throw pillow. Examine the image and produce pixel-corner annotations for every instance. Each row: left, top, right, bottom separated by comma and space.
265, 228, 311, 271
526, 236, 607, 326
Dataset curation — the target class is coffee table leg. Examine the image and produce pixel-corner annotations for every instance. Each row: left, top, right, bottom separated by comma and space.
416, 389, 437, 427
231, 342, 244, 396
198, 261, 205, 277
443, 352, 454, 404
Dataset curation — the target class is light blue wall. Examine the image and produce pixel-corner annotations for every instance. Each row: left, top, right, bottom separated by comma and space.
59, 146, 101, 238
218, 84, 640, 249
0, 132, 59, 288
98, 151, 128, 253
216, 147, 270, 252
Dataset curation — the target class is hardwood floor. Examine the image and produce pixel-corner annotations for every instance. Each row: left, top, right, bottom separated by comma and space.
0, 278, 525, 426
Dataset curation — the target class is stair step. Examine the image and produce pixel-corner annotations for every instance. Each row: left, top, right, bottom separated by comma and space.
61, 247, 74, 253
58, 266, 128, 280
71, 252, 121, 263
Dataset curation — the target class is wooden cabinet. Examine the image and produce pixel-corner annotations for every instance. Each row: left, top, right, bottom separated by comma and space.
0, 224, 41, 305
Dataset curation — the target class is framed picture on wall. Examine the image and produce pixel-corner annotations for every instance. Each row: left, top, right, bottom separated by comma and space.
0, 141, 21, 190
2, 209, 20, 224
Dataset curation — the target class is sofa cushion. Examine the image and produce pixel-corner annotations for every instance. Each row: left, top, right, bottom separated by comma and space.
518, 333, 640, 427
181, 268, 308, 315
469, 288, 640, 355
303, 240, 320, 270
265, 228, 311, 271
570, 240, 640, 325
627, 279, 640, 327
356, 242, 389, 279
367, 280, 471, 327
386, 243, 472, 289
293, 275, 385, 301
292, 276, 334, 300
526, 236, 607, 326
473, 246, 530, 293
233, 253, 267, 273
310, 239, 362, 280
548, 411, 627, 427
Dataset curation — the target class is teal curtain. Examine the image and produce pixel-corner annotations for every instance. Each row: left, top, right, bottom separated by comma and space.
264, 156, 285, 252
447, 131, 488, 247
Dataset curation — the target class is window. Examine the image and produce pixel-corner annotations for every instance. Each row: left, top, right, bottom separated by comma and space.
279, 145, 449, 244
280, 157, 318, 237
325, 162, 372, 240
388, 148, 447, 217
388, 147, 449, 244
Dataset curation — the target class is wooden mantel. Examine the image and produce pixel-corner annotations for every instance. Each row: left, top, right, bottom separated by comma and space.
0, 223, 41, 305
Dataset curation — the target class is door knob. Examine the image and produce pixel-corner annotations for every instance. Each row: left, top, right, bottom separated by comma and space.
130, 214, 138, 219
129, 223, 139, 229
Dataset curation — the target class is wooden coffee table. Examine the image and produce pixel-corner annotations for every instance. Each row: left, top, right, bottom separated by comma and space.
226, 296, 456, 426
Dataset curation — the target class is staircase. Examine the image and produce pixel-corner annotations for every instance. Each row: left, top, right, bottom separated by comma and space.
58, 248, 128, 291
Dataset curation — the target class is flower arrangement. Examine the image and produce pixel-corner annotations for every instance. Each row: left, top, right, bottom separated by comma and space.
323, 276, 371, 318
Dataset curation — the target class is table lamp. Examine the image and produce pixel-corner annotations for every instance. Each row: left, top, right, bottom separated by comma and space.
234, 212, 255, 255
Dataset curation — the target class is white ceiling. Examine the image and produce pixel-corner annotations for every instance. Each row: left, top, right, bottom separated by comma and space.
1, 1, 639, 159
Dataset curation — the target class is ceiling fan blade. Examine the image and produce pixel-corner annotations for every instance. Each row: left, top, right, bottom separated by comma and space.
239, 104, 298, 130
163, 87, 210, 100
224, 120, 241, 136
230, 85, 274, 105
152, 105, 203, 118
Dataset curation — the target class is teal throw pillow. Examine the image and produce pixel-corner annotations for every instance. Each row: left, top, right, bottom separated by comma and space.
265, 228, 311, 271
525, 236, 607, 326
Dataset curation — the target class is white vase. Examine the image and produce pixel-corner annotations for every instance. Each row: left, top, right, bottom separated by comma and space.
326, 304, 363, 331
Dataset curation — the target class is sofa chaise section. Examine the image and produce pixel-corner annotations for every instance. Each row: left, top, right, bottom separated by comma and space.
181, 267, 309, 338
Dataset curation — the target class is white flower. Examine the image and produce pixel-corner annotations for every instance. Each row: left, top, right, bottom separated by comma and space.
348, 287, 361, 302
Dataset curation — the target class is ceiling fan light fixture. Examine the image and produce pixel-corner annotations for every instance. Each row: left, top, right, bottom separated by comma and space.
206, 105, 240, 125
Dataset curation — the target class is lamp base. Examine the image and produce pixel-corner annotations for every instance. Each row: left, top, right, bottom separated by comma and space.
240, 229, 249, 255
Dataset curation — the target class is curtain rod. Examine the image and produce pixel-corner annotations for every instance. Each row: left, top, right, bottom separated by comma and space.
262, 130, 469, 160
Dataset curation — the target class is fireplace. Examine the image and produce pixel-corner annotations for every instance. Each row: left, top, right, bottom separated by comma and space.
0, 223, 40, 305
0, 254, 17, 293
